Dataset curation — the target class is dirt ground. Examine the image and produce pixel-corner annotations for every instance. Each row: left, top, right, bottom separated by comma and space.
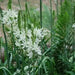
0, 0, 62, 10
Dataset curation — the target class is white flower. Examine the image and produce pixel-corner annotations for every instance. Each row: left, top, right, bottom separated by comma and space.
15, 41, 20, 47
21, 41, 26, 49
13, 25, 50, 59
31, 24, 34, 28
27, 29, 32, 38
69, 56, 73, 62
24, 66, 29, 71
19, 33, 26, 41
35, 38, 41, 44
26, 38, 33, 48
72, 23, 75, 28
13, 69, 20, 75
13, 72, 16, 75
33, 43, 41, 55
27, 51, 33, 58
34, 28, 42, 38
16, 69, 20, 73
13, 26, 20, 38
26, 71, 29, 75
2, 9, 18, 25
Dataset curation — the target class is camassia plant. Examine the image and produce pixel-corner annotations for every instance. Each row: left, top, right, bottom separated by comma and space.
0, 6, 51, 74
0, 0, 75, 75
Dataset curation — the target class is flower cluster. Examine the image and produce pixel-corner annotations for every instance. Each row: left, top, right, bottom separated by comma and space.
1, 9, 51, 74
13, 26, 50, 59
1, 9, 50, 59
1, 9, 18, 25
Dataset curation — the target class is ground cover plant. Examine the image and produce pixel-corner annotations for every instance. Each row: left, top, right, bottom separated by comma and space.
0, 0, 75, 75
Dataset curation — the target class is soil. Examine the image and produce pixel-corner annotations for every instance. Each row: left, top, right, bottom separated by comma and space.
0, 0, 63, 10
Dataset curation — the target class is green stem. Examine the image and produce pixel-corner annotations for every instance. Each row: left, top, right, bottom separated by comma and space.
8, 0, 12, 9
56, 0, 58, 17
2, 24, 9, 68
50, 0, 53, 45
18, 0, 21, 9
40, 0, 42, 28
0, 8, 9, 68
11, 24, 16, 53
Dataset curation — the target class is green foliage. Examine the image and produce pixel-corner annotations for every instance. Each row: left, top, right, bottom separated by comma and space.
40, 0, 42, 28
0, 0, 75, 75
51, 0, 74, 74
0, 67, 12, 75
8, 0, 12, 9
